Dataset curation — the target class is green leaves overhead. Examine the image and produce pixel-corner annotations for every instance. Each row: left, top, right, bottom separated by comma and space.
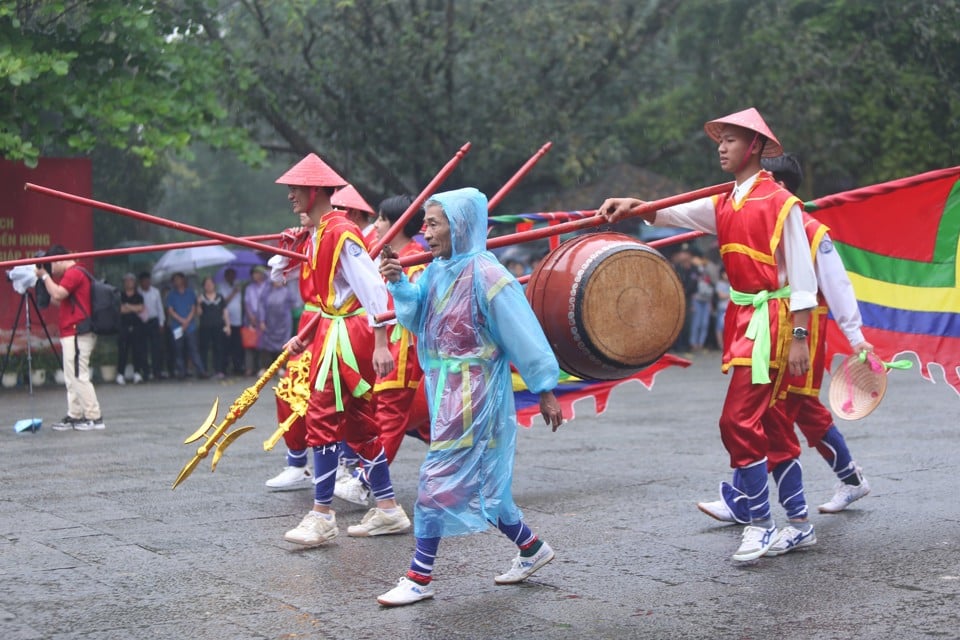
0, 1, 260, 167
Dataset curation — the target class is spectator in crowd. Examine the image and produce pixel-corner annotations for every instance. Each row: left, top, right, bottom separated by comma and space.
714, 267, 730, 350
197, 275, 230, 379
138, 271, 167, 380
689, 257, 715, 352
257, 278, 298, 372
166, 272, 207, 379
34, 245, 105, 430
116, 273, 147, 385
670, 245, 700, 353
218, 267, 244, 375
243, 265, 269, 376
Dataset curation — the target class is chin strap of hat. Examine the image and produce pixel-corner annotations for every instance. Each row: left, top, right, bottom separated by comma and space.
736, 132, 761, 174
306, 187, 320, 213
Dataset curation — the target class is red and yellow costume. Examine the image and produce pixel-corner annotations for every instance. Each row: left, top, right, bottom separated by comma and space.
765, 213, 833, 467
301, 211, 384, 460
373, 240, 430, 461
713, 170, 805, 467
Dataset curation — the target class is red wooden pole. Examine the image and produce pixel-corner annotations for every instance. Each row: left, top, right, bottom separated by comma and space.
648, 230, 707, 249
367, 142, 472, 259
23, 183, 305, 261
396, 181, 733, 268
0, 234, 281, 270
486, 142, 552, 211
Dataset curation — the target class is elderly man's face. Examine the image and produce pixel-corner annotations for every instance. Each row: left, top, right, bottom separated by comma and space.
422, 204, 452, 259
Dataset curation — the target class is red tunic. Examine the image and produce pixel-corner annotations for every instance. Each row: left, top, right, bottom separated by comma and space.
715, 170, 801, 374
765, 214, 835, 467
301, 211, 382, 454
373, 240, 429, 461
713, 171, 804, 468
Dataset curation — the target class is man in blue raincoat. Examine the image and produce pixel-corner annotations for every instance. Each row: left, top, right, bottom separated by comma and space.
377, 187, 564, 607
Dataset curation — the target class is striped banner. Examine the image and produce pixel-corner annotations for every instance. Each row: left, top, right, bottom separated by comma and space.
806, 166, 960, 394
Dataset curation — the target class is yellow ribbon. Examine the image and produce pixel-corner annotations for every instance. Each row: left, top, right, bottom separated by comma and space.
423, 350, 494, 451
729, 285, 791, 384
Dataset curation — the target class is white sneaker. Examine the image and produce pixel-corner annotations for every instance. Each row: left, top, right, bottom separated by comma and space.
819, 471, 871, 513
334, 475, 371, 505
347, 506, 411, 537
132, 372, 144, 384
732, 524, 777, 562
377, 576, 435, 607
336, 460, 356, 484
766, 524, 817, 556
494, 542, 555, 584
283, 511, 338, 547
115, 374, 126, 385
697, 500, 737, 524
265, 465, 312, 489
75, 417, 105, 431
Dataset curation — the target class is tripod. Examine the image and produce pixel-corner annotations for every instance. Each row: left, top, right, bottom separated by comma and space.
1, 289, 61, 395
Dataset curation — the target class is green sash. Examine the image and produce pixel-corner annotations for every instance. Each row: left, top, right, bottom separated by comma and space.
728, 285, 791, 384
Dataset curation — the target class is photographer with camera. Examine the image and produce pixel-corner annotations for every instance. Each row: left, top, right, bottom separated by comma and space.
34, 245, 105, 431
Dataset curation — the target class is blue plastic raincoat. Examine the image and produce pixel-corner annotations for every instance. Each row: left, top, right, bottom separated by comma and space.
388, 187, 560, 538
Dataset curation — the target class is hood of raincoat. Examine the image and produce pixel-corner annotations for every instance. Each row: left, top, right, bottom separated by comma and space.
427, 187, 489, 263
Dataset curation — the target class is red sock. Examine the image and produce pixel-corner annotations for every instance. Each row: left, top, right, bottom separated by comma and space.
406, 570, 432, 585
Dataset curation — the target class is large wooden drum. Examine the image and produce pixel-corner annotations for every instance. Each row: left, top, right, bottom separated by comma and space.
525, 232, 685, 380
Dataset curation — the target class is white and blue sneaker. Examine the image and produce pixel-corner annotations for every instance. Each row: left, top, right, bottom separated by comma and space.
766, 524, 817, 556
732, 524, 777, 562
494, 542, 555, 584
377, 576, 435, 607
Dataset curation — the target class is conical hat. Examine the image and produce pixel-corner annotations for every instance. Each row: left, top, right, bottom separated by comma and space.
828, 353, 887, 421
331, 184, 374, 215
704, 107, 783, 158
275, 153, 348, 187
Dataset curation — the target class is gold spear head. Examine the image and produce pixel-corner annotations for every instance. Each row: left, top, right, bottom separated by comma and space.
210, 425, 255, 471
172, 452, 204, 490
184, 398, 220, 444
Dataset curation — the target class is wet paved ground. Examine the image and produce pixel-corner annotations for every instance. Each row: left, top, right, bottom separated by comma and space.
1, 352, 958, 639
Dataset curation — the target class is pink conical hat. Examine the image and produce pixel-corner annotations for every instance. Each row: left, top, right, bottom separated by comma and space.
704, 107, 783, 158
275, 153, 348, 187
331, 184, 374, 214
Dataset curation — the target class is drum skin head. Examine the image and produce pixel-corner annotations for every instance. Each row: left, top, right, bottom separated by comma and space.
526, 232, 685, 380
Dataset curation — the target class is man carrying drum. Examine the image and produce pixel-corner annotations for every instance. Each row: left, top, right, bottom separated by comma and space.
598, 107, 818, 562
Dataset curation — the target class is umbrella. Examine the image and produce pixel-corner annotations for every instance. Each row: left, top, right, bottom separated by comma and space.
152, 246, 237, 282
214, 249, 269, 283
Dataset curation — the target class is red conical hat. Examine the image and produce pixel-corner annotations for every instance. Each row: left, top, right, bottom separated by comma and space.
331, 184, 375, 215
275, 153, 348, 187
704, 107, 783, 158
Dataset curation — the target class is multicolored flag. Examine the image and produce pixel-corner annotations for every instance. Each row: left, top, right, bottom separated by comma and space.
806, 166, 960, 394
512, 354, 691, 428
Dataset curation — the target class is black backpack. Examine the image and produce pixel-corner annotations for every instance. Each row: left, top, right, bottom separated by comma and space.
73, 267, 122, 336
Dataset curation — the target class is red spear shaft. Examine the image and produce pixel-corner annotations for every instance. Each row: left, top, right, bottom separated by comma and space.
372, 231, 711, 324
486, 142, 552, 211
395, 181, 733, 268
367, 142, 472, 259
23, 183, 305, 261
648, 230, 707, 248
0, 234, 281, 270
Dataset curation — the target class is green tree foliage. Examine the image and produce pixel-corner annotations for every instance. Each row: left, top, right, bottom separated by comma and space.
4, 0, 957, 230
616, 0, 960, 197
0, 1, 261, 167
186, 0, 681, 208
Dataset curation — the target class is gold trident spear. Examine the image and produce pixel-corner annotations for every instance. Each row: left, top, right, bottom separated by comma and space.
171, 342, 300, 489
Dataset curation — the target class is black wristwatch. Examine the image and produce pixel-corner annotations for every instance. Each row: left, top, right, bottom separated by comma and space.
792, 326, 809, 340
